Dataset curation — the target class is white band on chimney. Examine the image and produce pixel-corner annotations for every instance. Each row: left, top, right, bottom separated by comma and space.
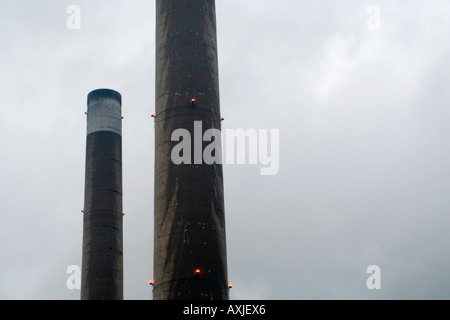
87, 97, 122, 136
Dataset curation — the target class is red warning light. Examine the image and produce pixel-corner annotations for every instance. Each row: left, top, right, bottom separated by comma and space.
151, 113, 156, 118
149, 280, 155, 286
191, 99, 196, 105
221, 116, 225, 121
195, 269, 201, 275
228, 283, 233, 288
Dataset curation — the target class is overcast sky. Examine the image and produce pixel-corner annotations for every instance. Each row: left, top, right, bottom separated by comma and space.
1, 0, 450, 300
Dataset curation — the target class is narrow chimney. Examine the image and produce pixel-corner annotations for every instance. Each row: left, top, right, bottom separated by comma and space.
81, 88, 123, 300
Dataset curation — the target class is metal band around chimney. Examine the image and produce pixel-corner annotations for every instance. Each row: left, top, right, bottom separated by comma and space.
87, 89, 122, 136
